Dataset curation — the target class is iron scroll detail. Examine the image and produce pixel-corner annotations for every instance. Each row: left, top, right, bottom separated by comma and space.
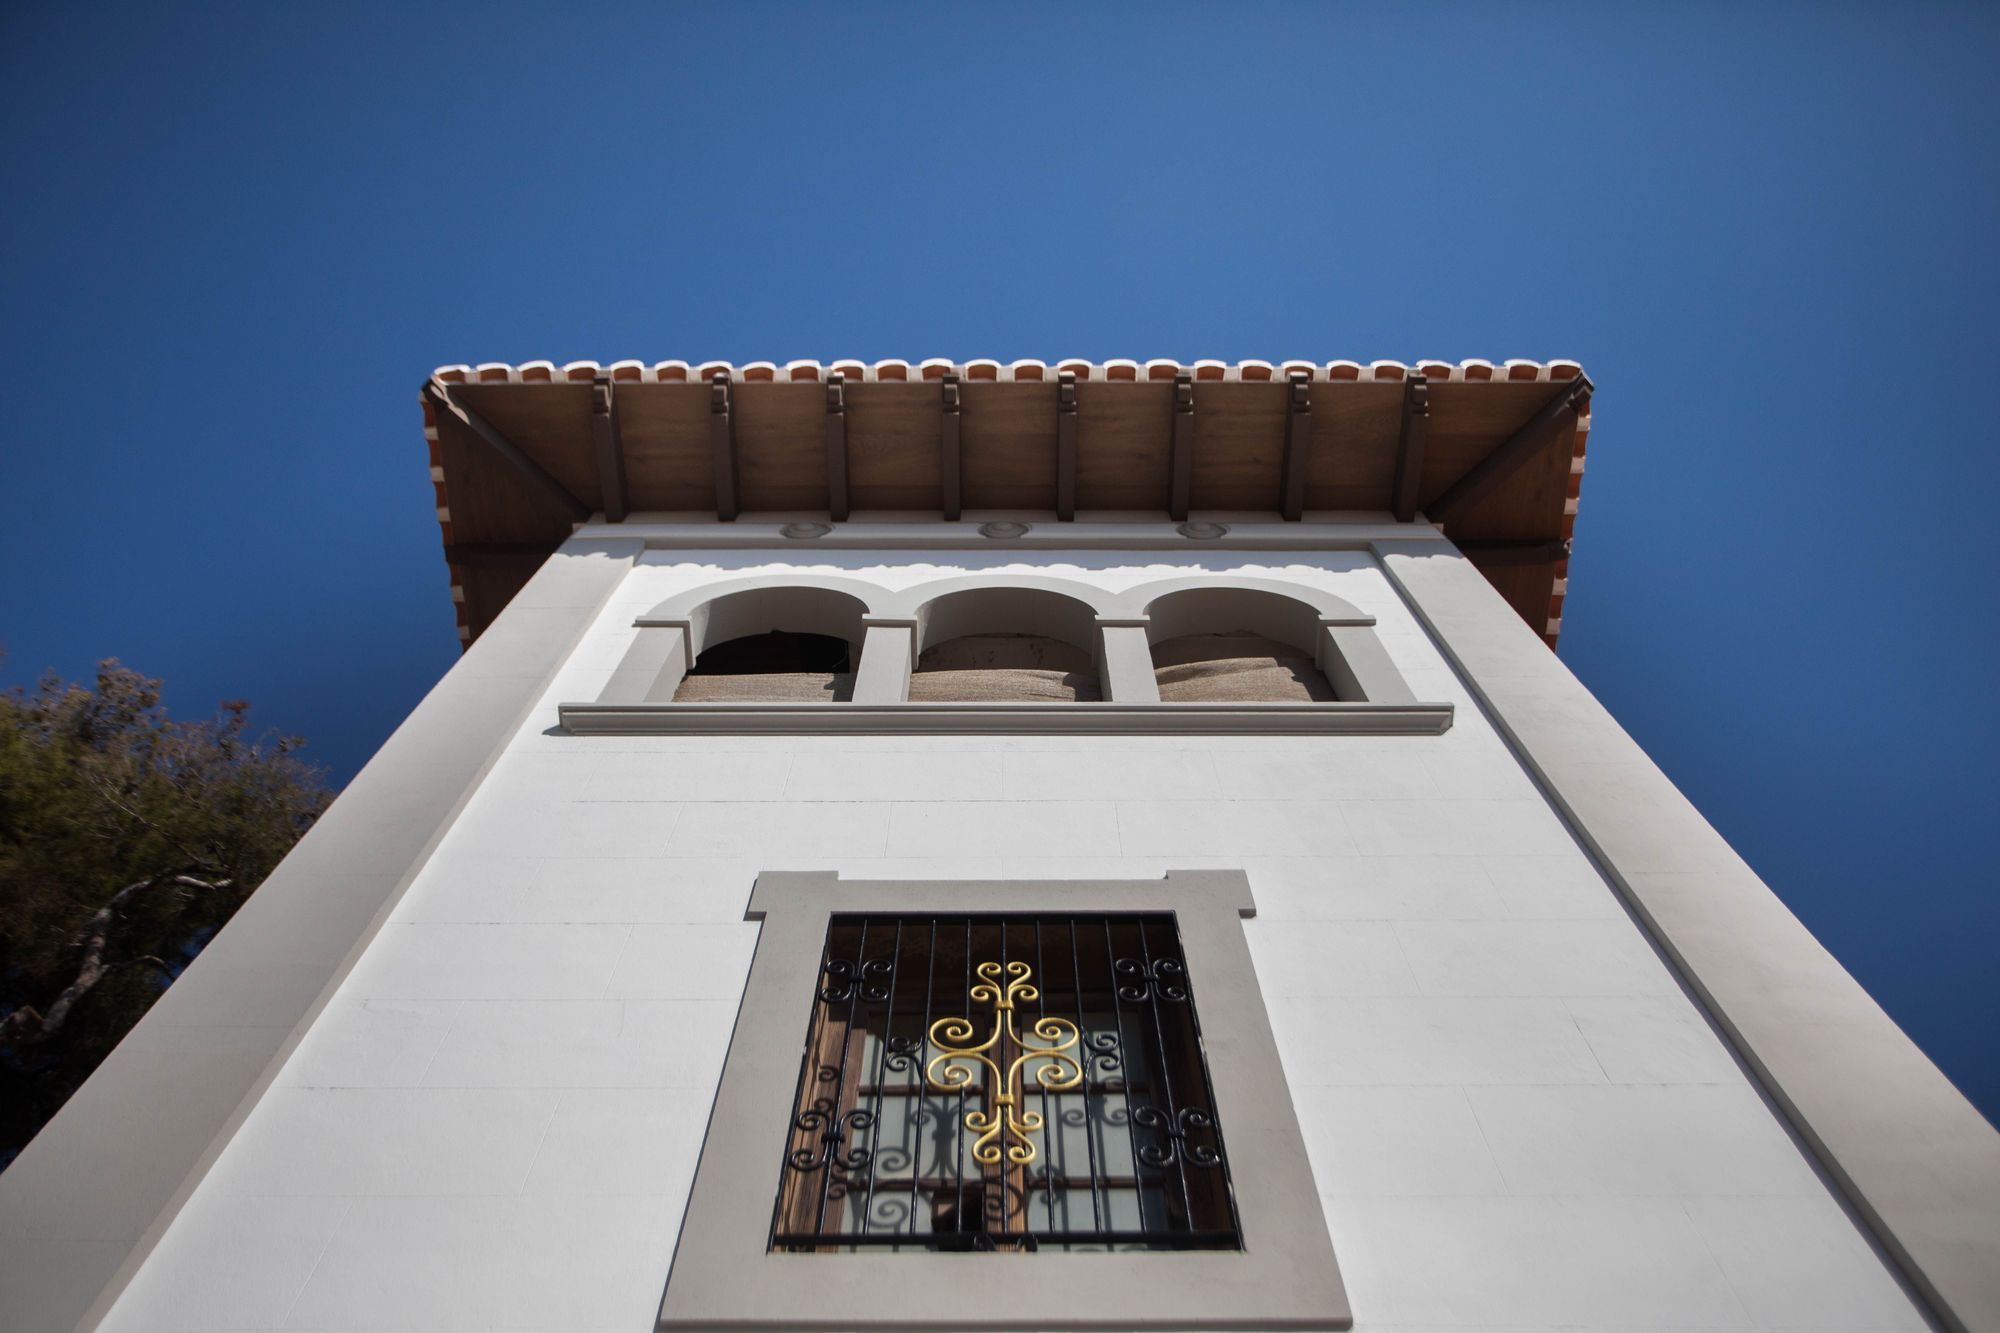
925, 961, 1084, 1166
786, 1104, 876, 1172
1115, 956, 1189, 1002
1132, 1104, 1224, 1168
819, 957, 892, 1003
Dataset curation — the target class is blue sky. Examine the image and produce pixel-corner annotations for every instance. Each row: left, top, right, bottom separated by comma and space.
3, 3, 1995, 1118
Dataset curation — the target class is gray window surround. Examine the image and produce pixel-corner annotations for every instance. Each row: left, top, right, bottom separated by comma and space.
565, 572, 1447, 735
659, 870, 1351, 1333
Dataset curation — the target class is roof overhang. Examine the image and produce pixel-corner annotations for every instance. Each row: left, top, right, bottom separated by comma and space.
420, 357, 1592, 646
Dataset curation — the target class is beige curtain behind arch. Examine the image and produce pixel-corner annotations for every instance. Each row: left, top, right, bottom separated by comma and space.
907, 634, 1102, 703
1152, 634, 1333, 703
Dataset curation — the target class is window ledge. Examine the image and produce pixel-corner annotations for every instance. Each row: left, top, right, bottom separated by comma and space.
556, 700, 1453, 735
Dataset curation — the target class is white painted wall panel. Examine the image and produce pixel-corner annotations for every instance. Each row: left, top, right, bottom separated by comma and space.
99, 551, 1926, 1333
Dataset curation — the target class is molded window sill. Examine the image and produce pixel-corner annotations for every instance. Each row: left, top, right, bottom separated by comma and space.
556, 699, 1453, 735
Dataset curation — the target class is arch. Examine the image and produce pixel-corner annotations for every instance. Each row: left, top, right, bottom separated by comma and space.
875, 573, 1121, 641
1136, 586, 1328, 659
638, 575, 884, 660
1128, 579, 1412, 706
1141, 586, 1333, 703
902, 581, 1110, 703
672, 584, 872, 704
908, 585, 1104, 658
1119, 575, 1371, 629
597, 576, 888, 706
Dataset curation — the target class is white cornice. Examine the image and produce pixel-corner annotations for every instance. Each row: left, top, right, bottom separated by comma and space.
568, 513, 1445, 552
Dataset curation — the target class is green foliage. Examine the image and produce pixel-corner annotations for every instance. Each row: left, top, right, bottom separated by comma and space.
0, 661, 332, 1168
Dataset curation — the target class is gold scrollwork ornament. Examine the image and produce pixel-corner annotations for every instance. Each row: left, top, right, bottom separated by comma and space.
925, 961, 1083, 1165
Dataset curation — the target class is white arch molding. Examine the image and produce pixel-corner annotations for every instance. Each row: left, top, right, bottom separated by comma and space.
581, 570, 1443, 732
1128, 578, 1414, 705
905, 583, 1108, 702
609, 576, 883, 703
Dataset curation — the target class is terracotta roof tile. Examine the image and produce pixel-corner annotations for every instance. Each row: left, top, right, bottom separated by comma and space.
423, 357, 1592, 649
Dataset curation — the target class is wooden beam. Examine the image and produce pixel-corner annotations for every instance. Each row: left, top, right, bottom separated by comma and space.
1427, 376, 1592, 526
425, 380, 590, 524
940, 371, 962, 521
1056, 369, 1078, 520
1168, 371, 1194, 521
590, 374, 628, 522
1390, 373, 1430, 523
824, 372, 849, 522
709, 369, 738, 522
1280, 370, 1310, 521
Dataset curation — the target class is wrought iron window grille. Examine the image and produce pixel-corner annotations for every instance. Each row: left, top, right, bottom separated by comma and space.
770, 913, 1242, 1254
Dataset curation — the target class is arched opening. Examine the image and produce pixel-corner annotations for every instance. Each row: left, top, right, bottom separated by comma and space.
1143, 587, 1334, 703
907, 587, 1103, 703
671, 586, 867, 703
676, 631, 855, 701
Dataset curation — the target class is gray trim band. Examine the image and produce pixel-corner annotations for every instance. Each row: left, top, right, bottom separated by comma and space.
659, 870, 1350, 1332
1374, 537, 2000, 1333
557, 700, 1454, 736
0, 536, 643, 1333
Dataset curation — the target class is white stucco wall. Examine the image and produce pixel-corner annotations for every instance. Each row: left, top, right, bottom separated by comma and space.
98, 550, 1927, 1333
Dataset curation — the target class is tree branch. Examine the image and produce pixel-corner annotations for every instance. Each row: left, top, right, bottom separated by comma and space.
0, 873, 234, 1048
81, 774, 219, 872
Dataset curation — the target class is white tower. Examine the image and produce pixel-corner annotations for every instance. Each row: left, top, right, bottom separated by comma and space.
3, 357, 1993, 1333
